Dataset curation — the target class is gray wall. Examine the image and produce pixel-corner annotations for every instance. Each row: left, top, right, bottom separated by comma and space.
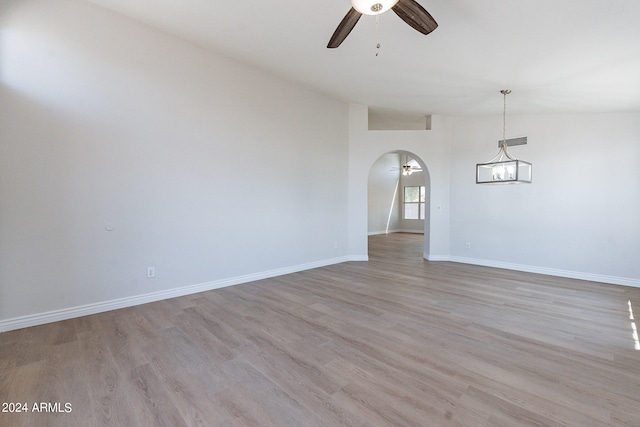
449, 113, 640, 284
368, 153, 401, 234
0, 0, 349, 327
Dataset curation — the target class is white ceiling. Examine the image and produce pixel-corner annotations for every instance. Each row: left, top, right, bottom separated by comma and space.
86, 0, 640, 116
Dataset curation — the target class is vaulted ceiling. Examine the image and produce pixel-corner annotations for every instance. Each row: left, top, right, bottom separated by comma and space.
86, 0, 640, 116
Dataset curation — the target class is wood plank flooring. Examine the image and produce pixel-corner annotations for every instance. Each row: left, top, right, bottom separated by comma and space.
2, 233, 640, 426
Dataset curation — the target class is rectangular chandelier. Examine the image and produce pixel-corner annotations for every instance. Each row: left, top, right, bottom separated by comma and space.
476, 90, 532, 185
476, 158, 532, 184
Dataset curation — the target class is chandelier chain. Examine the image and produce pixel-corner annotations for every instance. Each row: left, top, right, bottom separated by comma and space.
503, 91, 507, 144
500, 89, 513, 160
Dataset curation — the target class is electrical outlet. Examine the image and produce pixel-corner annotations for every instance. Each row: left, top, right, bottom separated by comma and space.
147, 267, 155, 278
465, 242, 471, 249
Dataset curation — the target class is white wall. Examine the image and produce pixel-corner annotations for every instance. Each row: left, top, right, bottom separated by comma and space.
0, 0, 349, 329
449, 112, 640, 286
348, 104, 452, 261
367, 153, 401, 234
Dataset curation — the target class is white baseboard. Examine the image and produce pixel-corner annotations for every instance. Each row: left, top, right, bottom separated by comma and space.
0, 256, 352, 333
368, 229, 401, 236
368, 229, 423, 236
425, 254, 450, 261
448, 256, 640, 288
5, 254, 635, 333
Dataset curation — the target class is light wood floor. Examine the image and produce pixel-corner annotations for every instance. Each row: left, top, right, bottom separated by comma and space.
2, 233, 640, 426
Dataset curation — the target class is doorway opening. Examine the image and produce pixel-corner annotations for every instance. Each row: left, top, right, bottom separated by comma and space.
367, 151, 431, 260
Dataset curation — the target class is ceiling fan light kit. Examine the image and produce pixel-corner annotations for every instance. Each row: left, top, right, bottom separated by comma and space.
476, 90, 532, 184
351, 0, 399, 15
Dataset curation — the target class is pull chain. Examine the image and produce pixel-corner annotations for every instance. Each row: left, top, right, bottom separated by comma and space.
375, 13, 381, 56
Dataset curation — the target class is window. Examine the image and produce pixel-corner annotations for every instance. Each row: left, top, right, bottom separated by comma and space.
404, 186, 426, 220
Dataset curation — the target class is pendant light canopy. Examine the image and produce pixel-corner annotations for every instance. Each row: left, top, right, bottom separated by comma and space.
476, 90, 532, 184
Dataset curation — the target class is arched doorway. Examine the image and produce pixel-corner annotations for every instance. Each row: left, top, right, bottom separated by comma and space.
367, 150, 431, 259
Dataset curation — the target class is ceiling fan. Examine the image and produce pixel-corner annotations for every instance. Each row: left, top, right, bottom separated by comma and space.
391, 156, 423, 176
328, 0, 438, 48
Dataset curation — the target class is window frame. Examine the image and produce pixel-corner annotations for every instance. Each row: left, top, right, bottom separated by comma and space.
403, 185, 426, 220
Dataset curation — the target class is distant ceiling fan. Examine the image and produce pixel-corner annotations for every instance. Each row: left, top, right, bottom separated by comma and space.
391, 156, 423, 176
328, 0, 438, 48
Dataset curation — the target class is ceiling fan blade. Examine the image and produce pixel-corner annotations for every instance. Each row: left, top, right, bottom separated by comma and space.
327, 8, 362, 48
391, 0, 438, 35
